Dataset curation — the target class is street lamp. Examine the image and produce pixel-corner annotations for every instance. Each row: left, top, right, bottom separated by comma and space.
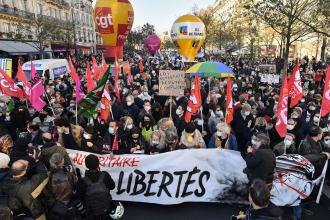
71, 3, 85, 61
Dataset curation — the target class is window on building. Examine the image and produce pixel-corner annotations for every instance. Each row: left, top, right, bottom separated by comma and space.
37, 3, 42, 14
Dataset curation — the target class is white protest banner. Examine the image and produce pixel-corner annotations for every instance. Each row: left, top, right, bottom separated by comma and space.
68, 149, 249, 204
260, 74, 280, 84
159, 70, 185, 96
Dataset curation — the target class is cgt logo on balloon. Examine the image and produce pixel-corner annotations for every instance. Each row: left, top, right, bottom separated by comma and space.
94, 7, 114, 34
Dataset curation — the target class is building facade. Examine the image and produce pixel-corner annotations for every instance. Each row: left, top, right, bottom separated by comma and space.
0, 0, 100, 57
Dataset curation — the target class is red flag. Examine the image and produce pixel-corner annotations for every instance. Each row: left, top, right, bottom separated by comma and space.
275, 73, 289, 138
30, 61, 46, 111
123, 62, 133, 85
288, 63, 303, 108
68, 57, 84, 102
99, 85, 112, 121
101, 53, 108, 75
225, 76, 234, 124
68, 57, 78, 82
113, 54, 121, 102
321, 65, 330, 117
16, 60, 31, 100
185, 73, 202, 123
0, 67, 24, 99
139, 60, 143, 73
92, 56, 101, 81
86, 62, 95, 92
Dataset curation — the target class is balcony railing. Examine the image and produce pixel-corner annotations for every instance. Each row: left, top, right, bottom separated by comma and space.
37, 14, 73, 29
48, 0, 70, 8
0, 5, 35, 20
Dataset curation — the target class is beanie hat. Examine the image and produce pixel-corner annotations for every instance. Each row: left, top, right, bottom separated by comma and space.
85, 154, 99, 170
0, 153, 10, 169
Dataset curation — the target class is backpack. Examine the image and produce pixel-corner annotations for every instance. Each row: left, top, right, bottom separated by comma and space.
83, 172, 112, 216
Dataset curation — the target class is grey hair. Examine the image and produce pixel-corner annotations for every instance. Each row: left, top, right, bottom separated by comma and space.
49, 153, 64, 169
149, 130, 166, 150
165, 129, 178, 143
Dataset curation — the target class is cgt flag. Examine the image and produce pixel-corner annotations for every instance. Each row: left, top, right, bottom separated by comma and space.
288, 63, 303, 108
321, 65, 330, 117
30, 61, 46, 111
0, 67, 24, 99
92, 56, 101, 81
78, 66, 110, 119
185, 73, 202, 123
99, 84, 112, 121
16, 60, 31, 100
275, 73, 289, 138
86, 62, 96, 92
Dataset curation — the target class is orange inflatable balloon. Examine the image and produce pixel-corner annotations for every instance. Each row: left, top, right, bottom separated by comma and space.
94, 0, 134, 57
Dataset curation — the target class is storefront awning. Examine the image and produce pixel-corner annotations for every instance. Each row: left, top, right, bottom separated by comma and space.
0, 40, 52, 55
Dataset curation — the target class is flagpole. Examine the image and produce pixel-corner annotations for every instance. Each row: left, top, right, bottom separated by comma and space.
75, 102, 78, 125
200, 106, 204, 133
169, 96, 172, 119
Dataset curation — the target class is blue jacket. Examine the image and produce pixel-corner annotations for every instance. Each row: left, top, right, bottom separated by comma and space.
208, 133, 238, 151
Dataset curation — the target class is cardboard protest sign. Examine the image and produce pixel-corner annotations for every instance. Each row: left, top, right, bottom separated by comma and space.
159, 70, 185, 96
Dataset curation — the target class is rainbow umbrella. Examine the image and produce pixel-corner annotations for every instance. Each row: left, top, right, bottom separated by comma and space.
186, 62, 234, 78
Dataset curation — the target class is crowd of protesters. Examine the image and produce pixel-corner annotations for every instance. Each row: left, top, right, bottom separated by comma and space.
0, 51, 329, 220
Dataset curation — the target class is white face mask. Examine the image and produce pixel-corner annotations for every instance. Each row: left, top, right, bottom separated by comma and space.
216, 131, 222, 137
127, 101, 133, 106
216, 110, 223, 117
5, 116, 10, 121
197, 120, 203, 126
127, 124, 133, 130
244, 111, 250, 116
324, 139, 330, 145
284, 139, 292, 146
84, 133, 91, 139
287, 125, 294, 130
313, 116, 320, 123
152, 140, 159, 145
108, 127, 115, 134
176, 109, 182, 116
251, 139, 256, 145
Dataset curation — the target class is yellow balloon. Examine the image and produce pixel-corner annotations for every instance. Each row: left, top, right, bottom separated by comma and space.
94, 0, 134, 47
171, 15, 206, 62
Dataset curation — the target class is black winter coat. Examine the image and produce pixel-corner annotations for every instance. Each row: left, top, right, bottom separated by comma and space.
244, 145, 276, 184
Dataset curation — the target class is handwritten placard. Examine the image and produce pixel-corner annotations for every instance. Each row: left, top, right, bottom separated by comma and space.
159, 70, 185, 96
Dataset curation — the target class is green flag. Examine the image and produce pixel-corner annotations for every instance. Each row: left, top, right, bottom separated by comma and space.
78, 66, 110, 118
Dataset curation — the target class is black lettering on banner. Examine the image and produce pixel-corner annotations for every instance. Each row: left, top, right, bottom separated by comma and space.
181, 167, 201, 198
174, 171, 188, 198
157, 171, 174, 197
117, 171, 125, 194
126, 172, 133, 194
145, 171, 160, 197
195, 171, 210, 197
131, 170, 146, 195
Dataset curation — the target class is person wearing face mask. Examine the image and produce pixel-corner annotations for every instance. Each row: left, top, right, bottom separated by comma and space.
125, 95, 139, 123
251, 117, 268, 136
208, 122, 238, 150
137, 86, 152, 101
138, 100, 152, 124
273, 133, 296, 156
208, 104, 224, 134
164, 130, 180, 151
173, 105, 187, 138
32, 109, 53, 133
231, 103, 255, 152
128, 127, 145, 154
299, 126, 330, 178
103, 120, 126, 155
28, 123, 44, 147
151, 102, 164, 123
146, 130, 167, 154
81, 126, 103, 154
244, 133, 276, 184
140, 114, 157, 142
179, 122, 206, 149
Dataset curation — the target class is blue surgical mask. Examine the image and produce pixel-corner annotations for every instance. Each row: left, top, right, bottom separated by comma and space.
108, 128, 115, 134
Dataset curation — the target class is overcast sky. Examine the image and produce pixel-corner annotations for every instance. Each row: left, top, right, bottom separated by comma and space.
92, 0, 215, 33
